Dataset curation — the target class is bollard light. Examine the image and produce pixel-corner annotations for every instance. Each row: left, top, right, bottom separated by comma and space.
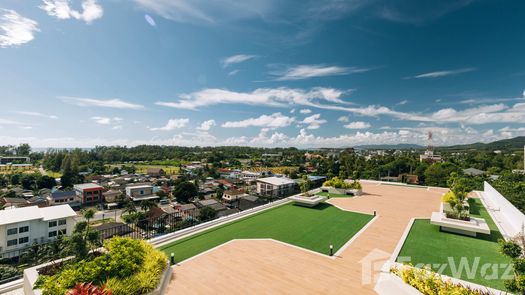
329, 244, 333, 256
170, 252, 175, 265
374, 210, 376, 216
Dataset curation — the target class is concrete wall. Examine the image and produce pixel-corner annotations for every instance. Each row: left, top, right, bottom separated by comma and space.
483, 181, 525, 238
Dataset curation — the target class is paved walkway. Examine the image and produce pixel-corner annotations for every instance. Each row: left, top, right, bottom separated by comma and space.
165, 182, 445, 294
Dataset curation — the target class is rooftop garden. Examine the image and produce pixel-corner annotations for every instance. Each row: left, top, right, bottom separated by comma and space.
161, 203, 373, 262
35, 237, 167, 295
396, 198, 511, 290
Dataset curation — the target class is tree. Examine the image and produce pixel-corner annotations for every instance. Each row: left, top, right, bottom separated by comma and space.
499, 239, 525, 294
16, 143, 31, 156
122, 201, 137, 216
423, 162, 460, 187
140, 200, 156, 211
68, 219, 101, 260
300, 175, 312, 196
199, 206, 216, 221
173, 181, 197, 203
37, 175, 57, 189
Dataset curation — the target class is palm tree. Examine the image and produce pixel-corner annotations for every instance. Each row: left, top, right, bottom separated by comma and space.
122, 200, 137, 216
81, 208, 96, 224
140, 199, 156, 211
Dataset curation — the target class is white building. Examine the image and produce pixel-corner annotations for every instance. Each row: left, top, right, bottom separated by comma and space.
0, 205, 77, 257
256, 177, 296, 198
125, 184, 159, 202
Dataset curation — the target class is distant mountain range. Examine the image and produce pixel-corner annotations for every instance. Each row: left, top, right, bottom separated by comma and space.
354, 136, 525, 152
438, 136, 525, 152
353, 143, 424, 150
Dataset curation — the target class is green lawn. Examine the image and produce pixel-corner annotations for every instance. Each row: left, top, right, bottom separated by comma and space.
161, 203, 373, 262
317, 191, 353, 198
396, 198, 511, 290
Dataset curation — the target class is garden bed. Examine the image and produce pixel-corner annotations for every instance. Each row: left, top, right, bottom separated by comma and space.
25, 238, 169, 295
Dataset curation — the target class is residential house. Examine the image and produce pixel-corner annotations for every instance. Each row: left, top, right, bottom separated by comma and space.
74, 183, 104, 205
103, 189, 121, 203
222, 189, 248, 202
1, 197, 29, 208
196, 199, 227, 212
0, 205, 76, 257
235, 195, 264, 211
256, 177, 296, 198
147, 168, 165, 177
175, 203, 199, 218
125, 184, 159, 202
46, 191, 81, 208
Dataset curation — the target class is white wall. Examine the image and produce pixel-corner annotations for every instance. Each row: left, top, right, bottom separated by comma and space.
483, 181, 525, 238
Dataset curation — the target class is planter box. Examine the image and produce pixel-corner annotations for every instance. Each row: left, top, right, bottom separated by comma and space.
289, 195, 327, 207
320, 187, 362, 196
430, 212, 490, 237
23, 259, 171, 295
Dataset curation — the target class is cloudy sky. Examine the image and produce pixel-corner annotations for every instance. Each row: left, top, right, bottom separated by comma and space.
0, 0, 524, 148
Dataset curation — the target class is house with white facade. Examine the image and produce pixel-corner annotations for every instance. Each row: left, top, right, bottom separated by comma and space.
256, 177, 296, 198
125, 184, 159, 202
0, 205, 77, 258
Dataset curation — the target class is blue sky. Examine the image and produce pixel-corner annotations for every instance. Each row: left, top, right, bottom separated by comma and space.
0, 0, 524, 148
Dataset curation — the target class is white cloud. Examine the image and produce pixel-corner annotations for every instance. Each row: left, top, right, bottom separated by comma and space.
61, 96, 144, 109
90, 116, 123, 125
40, 0, 103, 23
344, 121, 371, 129
271, 64, 371, 81
0, 9, 39, 48
15, 111, 58, 119
227, 69, 240, 76
155, 87, 348, 110
221, 54, 257, 68
299, 108, 312, 114
397, 99, 408, 105
222, 113, 294, 128
150, 118, 189, 131
407, 67, 475, 79
337, 116, 349, 122
134, 0, 275, 24
0, 119, 24, 125
300, 113, 326, 130
144, 14, 156, 26
197, 119, 216, 131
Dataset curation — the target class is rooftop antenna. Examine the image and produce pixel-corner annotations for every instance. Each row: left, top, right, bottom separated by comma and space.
426, 131, 434, 156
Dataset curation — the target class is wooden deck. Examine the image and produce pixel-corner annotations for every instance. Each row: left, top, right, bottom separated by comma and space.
165, 182, 445, 294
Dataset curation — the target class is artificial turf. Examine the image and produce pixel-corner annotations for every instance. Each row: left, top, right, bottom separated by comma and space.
396, 198, 511, 290
316, 191, 353, 198
161, 203, 373, 262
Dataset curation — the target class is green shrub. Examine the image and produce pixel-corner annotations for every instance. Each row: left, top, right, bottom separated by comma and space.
35, 237, 167, 295
392, 265, 492, 295
323, 177, 361, 189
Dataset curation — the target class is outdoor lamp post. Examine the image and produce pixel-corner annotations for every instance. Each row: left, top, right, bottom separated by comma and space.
329, 244, 333, 256
171, 252, 175, 265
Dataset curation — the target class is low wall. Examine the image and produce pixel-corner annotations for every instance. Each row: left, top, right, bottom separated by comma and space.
482, 181, 525, 238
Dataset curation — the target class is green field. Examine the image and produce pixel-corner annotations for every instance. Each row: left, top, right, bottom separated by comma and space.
317, 191, 353, 198
107, 164, 180, 175
397, 199, 510, 290
161, 203, 373, 262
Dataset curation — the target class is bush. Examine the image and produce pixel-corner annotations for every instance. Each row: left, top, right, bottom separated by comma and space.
392, 265, 491, 295
0, 265, 21, 281
35, 238, 167, 295
323, 177, 361, 189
